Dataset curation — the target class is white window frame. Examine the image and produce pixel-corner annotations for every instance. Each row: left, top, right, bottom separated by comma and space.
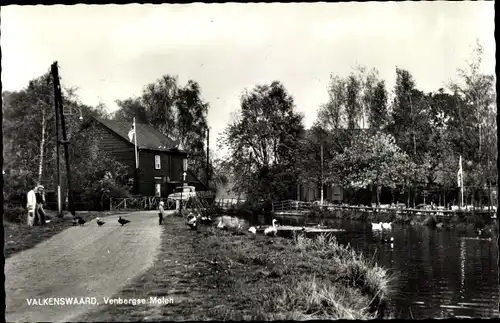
155, 155, 161, 170
155, 183, 161, 197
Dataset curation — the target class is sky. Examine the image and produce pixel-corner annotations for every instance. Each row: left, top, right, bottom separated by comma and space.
1, 2, 495, 158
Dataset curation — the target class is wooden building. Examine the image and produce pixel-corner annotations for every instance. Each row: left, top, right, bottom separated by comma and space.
296, 183, 343, 203
91, 117, 207, 198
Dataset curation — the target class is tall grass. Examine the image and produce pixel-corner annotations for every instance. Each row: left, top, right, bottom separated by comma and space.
200, 227, 396, 320
291, 232, 394, 306
275, 274, 375, 320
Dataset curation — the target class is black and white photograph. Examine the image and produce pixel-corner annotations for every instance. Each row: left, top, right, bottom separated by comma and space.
2, 1, 497, 321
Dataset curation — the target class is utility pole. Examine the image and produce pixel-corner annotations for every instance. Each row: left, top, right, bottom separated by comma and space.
51, 63, 62, 217
206, 127, 210, 189
51, 62, 75, 217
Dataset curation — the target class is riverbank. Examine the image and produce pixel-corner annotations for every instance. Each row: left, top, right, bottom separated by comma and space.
294, 207, 499, 235
3, 209, 129, 259
77, 216, 395, 321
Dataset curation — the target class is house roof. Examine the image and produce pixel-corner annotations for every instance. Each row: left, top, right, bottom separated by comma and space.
93, 117, 188, 153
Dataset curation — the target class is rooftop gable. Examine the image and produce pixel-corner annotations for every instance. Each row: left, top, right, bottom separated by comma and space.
93, 117, 188, 153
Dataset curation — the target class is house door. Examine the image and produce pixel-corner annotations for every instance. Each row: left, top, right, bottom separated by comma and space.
155, 183, 161, 197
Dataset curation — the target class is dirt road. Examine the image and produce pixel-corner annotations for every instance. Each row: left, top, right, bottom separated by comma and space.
5, 210, 171, 322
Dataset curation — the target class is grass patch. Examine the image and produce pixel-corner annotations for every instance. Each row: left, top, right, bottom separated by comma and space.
3, 209, 128, 259
78, 217, 395, 321
276, 275, 373, 319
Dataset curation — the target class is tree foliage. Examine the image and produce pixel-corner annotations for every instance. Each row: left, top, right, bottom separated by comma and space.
328, 131, 419, 204
220, 81, 304, 202
112, 75, 209, 183
3, 72, 129, 205
307, 40, 496, 207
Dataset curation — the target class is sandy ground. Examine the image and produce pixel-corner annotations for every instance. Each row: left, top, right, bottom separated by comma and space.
5, 210, 173, 322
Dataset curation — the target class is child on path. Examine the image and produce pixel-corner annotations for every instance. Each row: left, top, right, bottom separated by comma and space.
158, 200, 165, 225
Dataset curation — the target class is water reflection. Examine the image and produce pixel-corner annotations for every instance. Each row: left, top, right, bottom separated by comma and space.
460, 239, 466, 298
224, 213, 499, 319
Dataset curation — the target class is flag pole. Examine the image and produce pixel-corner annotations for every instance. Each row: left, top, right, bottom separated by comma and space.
133, 118, 139, 195
459, 156, 464, 209
461, 160, 464, 209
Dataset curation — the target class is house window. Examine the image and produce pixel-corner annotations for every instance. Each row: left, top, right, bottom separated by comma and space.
155, 155, 161, 170
155, 183, 161, 197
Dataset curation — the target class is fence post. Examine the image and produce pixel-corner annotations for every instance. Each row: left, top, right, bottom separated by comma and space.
124, 199, 127, 209
110, 198, 113, 211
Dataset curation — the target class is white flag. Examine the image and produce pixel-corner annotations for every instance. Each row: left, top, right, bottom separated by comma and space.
457, 156, 463, 187
128, 124, 135, 142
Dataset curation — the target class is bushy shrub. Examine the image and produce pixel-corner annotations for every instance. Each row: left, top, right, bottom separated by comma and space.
82, 178, 131, 210
4, 205, 27, 223
229, 200, 269, 218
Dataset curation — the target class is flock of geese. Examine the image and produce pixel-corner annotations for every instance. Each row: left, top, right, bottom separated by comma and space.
371, 221, 395, 244
72, 216, 131, 227
72, 211, 277, 236
186, 212, 280, 237
218, 217, 279, 236
72, 212, 396, 245
72, 212, 396, 244
371, 222, 393, 231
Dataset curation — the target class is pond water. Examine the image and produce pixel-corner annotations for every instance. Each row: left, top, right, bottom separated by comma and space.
226, 213, 500, 319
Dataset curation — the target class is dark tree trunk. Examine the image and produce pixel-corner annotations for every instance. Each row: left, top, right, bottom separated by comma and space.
407, 185, 411, 208
413, 185, 417, 208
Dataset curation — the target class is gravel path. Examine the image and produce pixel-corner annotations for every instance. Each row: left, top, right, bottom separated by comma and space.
5, 210, 172, 322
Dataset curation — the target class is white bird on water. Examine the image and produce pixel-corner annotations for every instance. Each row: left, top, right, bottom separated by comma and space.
371, 222, 383, 231
381, 222, 392, 230
264, 219, 278, 236
382, 237, 394, 243
248, 226, 257, 234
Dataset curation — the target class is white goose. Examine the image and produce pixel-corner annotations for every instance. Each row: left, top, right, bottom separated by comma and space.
371, 222, 383, 231
248, 226, 257, 234
217, 219, 227, 230
381, 222, 392, 230
264, 219, 278, 236
186, 214, 197, 229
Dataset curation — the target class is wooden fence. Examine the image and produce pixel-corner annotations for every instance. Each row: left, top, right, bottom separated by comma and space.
110, 196, 175, 211
110, 191, 217, 211
272, 200, 498, 218
213, 198, 246, 209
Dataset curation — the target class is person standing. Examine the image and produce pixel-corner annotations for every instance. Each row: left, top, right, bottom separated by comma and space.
26, 186, 37, 226
158, 200, 165, 225
35, 185, 46, 225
